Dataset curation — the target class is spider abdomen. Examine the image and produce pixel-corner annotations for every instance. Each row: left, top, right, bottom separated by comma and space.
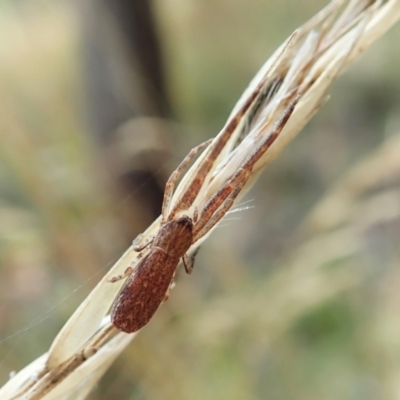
111, 216, 194, 333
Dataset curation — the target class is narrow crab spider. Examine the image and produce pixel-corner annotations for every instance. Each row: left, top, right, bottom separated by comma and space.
110, 93, 300, 333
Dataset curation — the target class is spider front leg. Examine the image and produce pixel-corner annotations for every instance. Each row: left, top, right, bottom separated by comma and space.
168, 80, 267, 220
193, 94, 300, 240
193, 168, 251, 242
161, 139, 212, 223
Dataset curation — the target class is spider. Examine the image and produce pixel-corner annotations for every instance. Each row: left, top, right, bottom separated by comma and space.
110, 91, 300, 333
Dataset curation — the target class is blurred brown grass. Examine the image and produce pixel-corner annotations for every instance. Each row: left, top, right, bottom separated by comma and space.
0, 1, 400, 399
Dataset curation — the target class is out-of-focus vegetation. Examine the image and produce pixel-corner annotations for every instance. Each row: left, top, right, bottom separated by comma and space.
1, 1, 400, 399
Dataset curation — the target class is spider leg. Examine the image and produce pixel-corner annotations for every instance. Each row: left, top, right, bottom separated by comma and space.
108, 266, 134, 283
193, 172, 249, 241
182, 254, 193, 274
193, 94, 300, 240
163, 282, 173, 302
168, 82, 265, 221
161, 139, 212, 223
182, 246, 200, 274
163, 273, 178, 301
111, 234, 154, 283
132, 233, 154, 252
193, 206, 199, 222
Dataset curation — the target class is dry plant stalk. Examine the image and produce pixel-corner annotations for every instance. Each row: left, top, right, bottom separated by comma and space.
1, 1, 400, 399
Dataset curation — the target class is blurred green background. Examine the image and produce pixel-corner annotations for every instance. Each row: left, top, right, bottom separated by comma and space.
1, 0, 400, 399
